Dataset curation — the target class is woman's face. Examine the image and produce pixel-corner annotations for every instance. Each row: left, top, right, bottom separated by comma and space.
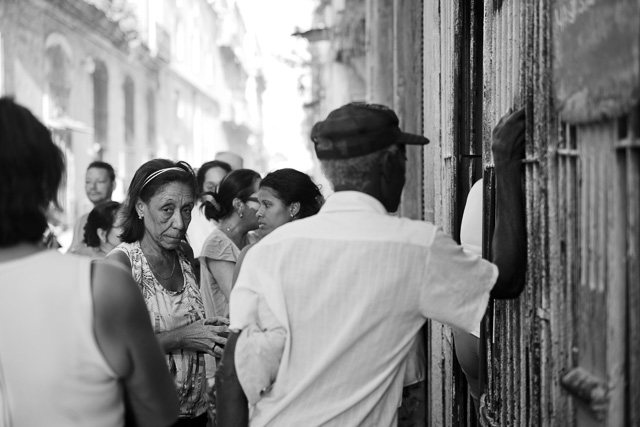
241, 179, 261, 231
137, 181, 195, 250
101, 221, 123, 253
203, 166, 228, 194
256, 187, 292, 235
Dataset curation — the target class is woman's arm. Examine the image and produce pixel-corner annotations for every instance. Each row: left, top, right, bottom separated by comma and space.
205, 258, 236, 299
231, 245, 252, 285
92, 260, 179, 427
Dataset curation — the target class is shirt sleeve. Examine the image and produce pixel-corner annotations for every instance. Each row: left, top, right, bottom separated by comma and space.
420, 228, 497, 333
229, 248, 261, 331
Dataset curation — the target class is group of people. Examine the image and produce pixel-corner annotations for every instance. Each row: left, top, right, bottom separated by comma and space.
0, 96, 526, 427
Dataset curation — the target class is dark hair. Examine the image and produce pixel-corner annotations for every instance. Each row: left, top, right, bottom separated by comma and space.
120, 159, 198, 243
196, 160, 232, 195
260, 168, 324, 219
83, 201, 122, 247
203, 169, 261, 221
87, 160, 115, 182
0, 97, 65, 246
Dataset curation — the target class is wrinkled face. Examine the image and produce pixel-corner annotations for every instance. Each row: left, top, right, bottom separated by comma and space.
256, 187, 292, 236
203, 166, 228, 194
137, 182, 195, 250
85, 167, 115, 205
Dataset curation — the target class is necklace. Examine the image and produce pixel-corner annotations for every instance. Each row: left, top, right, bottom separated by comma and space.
147, 253, 177, 280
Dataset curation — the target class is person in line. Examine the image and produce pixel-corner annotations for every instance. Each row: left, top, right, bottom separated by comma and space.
81, 200, 123, 259
199, 169, 262, 321
217, 103, 527, 426
198, 169, 261, 397
69, 160, 117, 255
0, 97, 179, 427
107, 159, 229, 427
225, 168, 324, 408
187, 160, 232, 266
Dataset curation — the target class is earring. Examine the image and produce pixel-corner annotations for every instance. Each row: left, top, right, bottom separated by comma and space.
138, 213, 143, 220
239, 212, 244, 218
290, 212, 295, 218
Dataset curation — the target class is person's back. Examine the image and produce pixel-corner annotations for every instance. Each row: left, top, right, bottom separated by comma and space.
0, 251, 123, 426
0, 97, 179, 427
220, 103, 527, 427
231, 191, 494, 426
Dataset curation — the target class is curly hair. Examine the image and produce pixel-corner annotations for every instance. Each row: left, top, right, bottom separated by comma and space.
120, 159, 198, 243
259, 168, 324, 219
83, 201, 122, 247
0, 97, 65, 246
202, 169, 261, 221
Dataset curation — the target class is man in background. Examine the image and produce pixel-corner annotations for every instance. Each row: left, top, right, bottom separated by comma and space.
68, 161, 116, 255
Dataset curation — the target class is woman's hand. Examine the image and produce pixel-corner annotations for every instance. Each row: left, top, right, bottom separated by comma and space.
157, 317, 230, 357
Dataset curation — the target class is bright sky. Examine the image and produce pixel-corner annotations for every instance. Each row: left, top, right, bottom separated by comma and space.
236, 0, 317, 174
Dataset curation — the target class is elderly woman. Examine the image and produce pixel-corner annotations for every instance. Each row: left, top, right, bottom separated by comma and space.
0, 97, 179, 426
81, 200, 123, 259
107, 159, 228, 427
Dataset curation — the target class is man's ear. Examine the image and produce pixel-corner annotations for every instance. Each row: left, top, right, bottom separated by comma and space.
379, 149, 402, 184
96, 228, 108, 244
378, 148, 406, 213
290, 202, 300, 218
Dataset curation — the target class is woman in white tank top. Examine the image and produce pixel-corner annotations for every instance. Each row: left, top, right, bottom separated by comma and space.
0, 98, 179, 427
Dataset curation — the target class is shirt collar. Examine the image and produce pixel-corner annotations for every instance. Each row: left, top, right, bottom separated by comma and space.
320, 191, 389, 215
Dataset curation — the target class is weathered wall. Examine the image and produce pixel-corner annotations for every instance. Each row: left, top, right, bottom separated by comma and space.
421, 0, 640, 425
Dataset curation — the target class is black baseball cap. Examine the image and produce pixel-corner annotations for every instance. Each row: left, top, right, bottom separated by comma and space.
311, 102, 430, 160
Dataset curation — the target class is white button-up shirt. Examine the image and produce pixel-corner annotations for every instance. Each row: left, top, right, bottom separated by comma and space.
230, 191, 497, 426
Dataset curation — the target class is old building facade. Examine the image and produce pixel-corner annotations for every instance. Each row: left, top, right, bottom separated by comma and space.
0, 0, 264, 229
304, 0, 640, 425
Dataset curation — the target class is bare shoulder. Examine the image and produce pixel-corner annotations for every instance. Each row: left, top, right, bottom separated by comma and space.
92, 260, 141, 318
105, 248, 132, 269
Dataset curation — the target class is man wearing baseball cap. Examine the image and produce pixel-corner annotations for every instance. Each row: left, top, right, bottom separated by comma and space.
217, 103, 527, 426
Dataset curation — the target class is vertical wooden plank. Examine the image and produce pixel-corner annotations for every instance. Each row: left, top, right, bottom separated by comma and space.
366, 0, 394, 106
395, 0, 424, 222
607, 118, 629, 427
422, 2, 441, 426
627, 144, 640, 425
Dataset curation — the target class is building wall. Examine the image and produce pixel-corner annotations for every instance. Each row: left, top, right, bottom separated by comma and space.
306, 0, 640, 425
0, 0, 264, 231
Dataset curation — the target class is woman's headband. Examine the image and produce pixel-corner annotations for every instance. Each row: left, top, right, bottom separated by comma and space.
141, 167, 187, 189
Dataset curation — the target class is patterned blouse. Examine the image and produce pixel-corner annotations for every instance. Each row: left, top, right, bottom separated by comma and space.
114, 241, 208, 418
